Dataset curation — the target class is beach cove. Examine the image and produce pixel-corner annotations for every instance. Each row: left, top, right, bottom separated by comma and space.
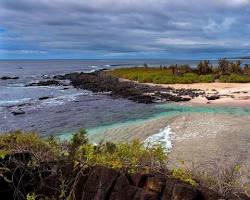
84, 103, 250, 184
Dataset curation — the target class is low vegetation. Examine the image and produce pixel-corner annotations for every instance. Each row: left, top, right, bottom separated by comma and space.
109, 59, 250, 84
0, 130, 249, 199
0, 129, 166, 172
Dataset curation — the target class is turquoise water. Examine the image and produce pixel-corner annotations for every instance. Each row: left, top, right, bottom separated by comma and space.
155, 104, 250, 116
59, 103, 250, 140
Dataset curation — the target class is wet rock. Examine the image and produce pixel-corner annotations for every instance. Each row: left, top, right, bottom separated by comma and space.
26, 80, 61, 87
62, 87, 70, 90
12, 109, 25, 115
39, 96, 53, 100
1, 76, 19, 80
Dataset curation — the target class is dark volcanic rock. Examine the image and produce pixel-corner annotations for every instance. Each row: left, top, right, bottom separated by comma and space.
58, 71, 201, 104
81, 166, 120, 199
206, 95, 220, 100
38, 96, 53, 100
0, 153, 230, 200
1, 76, 19, 80
64, 72, 156, 103
12, 109, 25, 115
26, 80, 61, 87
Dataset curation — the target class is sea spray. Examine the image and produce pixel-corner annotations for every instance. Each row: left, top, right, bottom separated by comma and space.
144, 126, 173, 151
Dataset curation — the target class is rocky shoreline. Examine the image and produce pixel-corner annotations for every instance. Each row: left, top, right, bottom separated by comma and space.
50, 70, 205, 104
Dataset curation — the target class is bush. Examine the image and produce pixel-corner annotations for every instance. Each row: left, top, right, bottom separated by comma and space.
110, 66, 250, 84
199, 75, 214, 83
77, 140, 167, 173
172, 167, 197, 187
0, 130, 166, 173
219, 74, 250, 83
0, 131, 62, 161
110, 68, 207, 84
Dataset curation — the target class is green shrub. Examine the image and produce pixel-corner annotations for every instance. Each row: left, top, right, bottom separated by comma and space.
172, 167, 197, 187
0, 131, 62, 161
219, 74, 250, 83
77, 140, 166, 172
68, 129, 88, 161
174, 73, 199, 84
199, 75, 214, 83
110, 68, 204, 84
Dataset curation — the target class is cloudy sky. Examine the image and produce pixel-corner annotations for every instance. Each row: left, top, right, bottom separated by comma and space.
0, 0, 250, 59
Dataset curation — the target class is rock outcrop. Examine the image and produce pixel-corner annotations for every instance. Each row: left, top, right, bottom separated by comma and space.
58, 71, 203, 103
26, 80, 61, 87
0, 152, 238, 200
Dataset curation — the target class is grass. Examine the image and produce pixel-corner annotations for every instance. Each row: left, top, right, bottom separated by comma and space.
108, 67, 250, 84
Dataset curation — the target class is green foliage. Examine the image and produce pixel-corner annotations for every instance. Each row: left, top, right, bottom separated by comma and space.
0, 130, 166, 173
0, 131, 62, 161
172, 167, 197, 187
199, 75, 214, 83
109, 60, 250, 84
174, 73, 199, 84
0, 150, 8, 159
110, 68, 214, 84
77, 140, 166, 172
68, 128, 88, 161
26, 193, 36, 200
219, 74, 250, 83
109, 68, 207, 84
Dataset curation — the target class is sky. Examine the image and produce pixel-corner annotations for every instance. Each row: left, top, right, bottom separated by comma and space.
1, 0, 250, 59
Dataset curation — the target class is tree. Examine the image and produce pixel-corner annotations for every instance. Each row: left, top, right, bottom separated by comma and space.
244, 64, 250, 75
218, 58, 230, 74
197, 60, 212, 75
68, 129, 88, 160
229, 60, 241, 74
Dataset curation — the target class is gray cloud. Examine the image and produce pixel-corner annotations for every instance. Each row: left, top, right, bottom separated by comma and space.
1, 0, 250, 58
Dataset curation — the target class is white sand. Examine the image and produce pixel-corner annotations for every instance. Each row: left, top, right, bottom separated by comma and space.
91, 112, 250, 181
146, 82, 250, 106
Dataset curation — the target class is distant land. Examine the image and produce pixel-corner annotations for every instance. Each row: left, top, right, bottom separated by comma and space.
229, 55, 250, 59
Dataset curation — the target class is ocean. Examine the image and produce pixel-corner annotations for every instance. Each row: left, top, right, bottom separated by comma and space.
1, 59, 250, 137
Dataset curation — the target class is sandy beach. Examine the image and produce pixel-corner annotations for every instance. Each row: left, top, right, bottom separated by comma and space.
90, 112, 250, 182
146, 82, 250, 106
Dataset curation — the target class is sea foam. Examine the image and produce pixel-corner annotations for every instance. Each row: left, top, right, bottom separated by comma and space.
144, 126, 173, 151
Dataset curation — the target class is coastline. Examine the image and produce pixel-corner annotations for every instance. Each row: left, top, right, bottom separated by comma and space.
89, 111, 250, 178
121, 78, 250, 106
154, 82, 250, 106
